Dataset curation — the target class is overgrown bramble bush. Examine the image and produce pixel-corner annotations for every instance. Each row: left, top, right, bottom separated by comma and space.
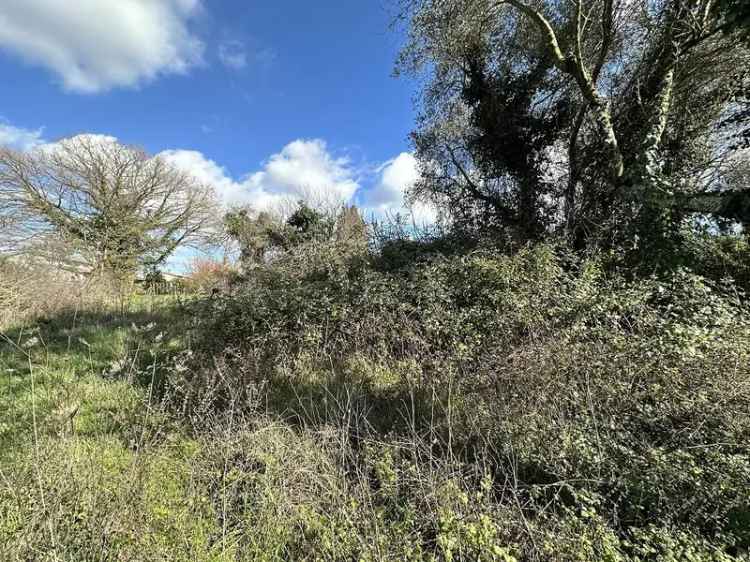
160, 238, 750, 560
682, 229, 750, 291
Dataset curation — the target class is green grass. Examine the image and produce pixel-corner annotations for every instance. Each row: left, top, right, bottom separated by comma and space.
0, 299, 523, 562
1, 302, 170, 456
0, 298, 227, 561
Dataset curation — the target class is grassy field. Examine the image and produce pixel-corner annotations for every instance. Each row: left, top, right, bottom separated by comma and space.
0, 297, 529, 562
0, 298, 498, 562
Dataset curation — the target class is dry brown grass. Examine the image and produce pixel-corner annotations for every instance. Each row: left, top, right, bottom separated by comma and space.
0, 259, 124, 329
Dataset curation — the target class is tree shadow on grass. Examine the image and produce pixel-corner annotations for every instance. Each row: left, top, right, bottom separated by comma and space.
1, 299, 189, 371
0, 299, 194, 457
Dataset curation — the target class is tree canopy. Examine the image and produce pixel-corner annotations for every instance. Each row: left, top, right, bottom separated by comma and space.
225, 202, 367, 268
0, 135, 219, 278
398, 0, 750, 260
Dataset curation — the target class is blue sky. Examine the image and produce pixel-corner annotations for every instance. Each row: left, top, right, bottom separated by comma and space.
0, 0, 429, 235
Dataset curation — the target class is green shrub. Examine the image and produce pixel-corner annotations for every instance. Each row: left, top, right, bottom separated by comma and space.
162, 239, 750, 559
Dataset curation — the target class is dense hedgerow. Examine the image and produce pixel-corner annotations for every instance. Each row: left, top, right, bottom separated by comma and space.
157, 239, 750, 560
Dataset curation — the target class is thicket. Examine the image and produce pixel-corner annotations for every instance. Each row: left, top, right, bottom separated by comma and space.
150, 230, 750, 561
3, 212, 749, 561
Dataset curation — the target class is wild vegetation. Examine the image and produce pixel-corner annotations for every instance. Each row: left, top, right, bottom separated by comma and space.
3, 217, 749, 561
1, 0, 750, 560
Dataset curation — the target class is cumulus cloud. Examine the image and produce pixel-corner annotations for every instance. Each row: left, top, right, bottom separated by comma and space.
362, 152, 437, 224
0, 0, 204, 93
1, 118, 434, 225
161, 142, 439, 223
244, 139, 359, 205
30, 134, 128, 162
1, 125, 360, 213
159, 148, 245, 201
364, 152, 419, 209
0, 122, 44, 150
160, 139, 360, 213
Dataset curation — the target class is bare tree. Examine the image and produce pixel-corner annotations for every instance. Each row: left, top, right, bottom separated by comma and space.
0, 135, 220, 280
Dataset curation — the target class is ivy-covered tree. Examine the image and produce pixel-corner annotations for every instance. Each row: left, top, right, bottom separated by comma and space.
224, 201, 363, 268
398, 0, 750, 256
224, 208, 282, 265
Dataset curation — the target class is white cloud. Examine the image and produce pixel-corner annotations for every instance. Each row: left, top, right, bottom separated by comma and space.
218, 40, 247, 70
161, 142, 438, 223
365, 152, 420, 208
361, 152, 437, 224
244, 139, 359, 206
159, 148, 244, 201
1, 126, 360, 213
160, 139, 360, 213
0, 122, 44, 150
0, 0, 204, 93
31, 134, 123, 161
1, 117, 434, 224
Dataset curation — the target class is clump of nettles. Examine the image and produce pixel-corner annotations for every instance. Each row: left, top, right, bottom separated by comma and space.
160, 238, 750, 561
